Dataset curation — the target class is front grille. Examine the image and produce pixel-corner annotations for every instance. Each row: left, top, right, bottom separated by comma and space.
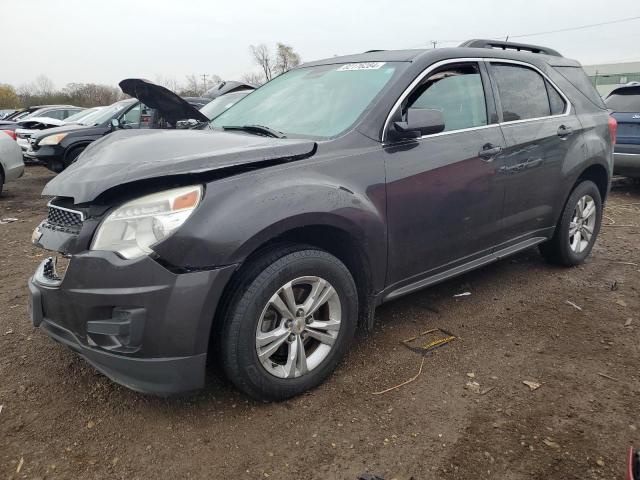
47, 205, 84, 229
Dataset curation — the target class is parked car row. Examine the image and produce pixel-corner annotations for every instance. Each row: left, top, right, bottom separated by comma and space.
26, 40, 617, 401
0, 78, 255, 190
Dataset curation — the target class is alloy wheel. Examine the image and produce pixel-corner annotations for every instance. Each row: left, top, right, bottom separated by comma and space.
569, 194, 596, 253
255, 276, 342, 379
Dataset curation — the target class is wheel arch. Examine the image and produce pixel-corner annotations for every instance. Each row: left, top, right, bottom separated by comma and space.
213, 220, 378, 343
576, 163, 609, 203
63, 142, 90, 163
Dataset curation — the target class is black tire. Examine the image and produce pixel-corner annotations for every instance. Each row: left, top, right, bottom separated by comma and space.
63, 146, 85, 169
539, 180, 602, 266
0, 169, 4, 196
220, 246, 358, 401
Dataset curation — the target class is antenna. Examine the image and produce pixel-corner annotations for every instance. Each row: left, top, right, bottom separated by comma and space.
430, 40, 438, 49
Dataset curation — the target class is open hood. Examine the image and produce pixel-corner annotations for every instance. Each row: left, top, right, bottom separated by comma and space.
42, 129, 316, 204
119, 78, 209, 124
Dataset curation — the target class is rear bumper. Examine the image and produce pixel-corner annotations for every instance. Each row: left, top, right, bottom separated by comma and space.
614, 145, 640, 177
28, 252, 237, 395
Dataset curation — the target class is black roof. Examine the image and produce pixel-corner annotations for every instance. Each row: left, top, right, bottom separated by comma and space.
302, 42, 580, 70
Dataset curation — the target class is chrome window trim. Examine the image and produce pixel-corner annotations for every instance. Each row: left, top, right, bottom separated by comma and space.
47, 201, 86, 221
382, 57, 573, 142
490, 58, 572, 126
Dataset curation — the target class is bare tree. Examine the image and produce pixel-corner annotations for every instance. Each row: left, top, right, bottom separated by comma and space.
274, 43, 301, 75
241, 72, 265, 86
33, 74, 55, 97
250, 44, 273, 83
155, 75, 181, 93
181, 74, 202, 96
180, 74, 222, 96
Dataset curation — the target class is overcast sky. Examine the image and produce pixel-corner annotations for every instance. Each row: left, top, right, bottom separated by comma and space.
2, 0, 640, 89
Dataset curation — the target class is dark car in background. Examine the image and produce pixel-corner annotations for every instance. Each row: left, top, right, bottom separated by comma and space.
605, 83, 640, 178
29, 40, 613, 401
28, 79, 210, 172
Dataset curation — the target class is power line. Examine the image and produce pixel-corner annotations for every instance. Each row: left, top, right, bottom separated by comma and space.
412, 14, 640, 48
508, 15, 640, 39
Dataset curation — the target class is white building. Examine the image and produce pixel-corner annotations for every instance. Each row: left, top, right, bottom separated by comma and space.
582, 62, 640, 97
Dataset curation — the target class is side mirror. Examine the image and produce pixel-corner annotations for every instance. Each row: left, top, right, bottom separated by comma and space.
393, 108, 445, 138
110, 118, 120, 130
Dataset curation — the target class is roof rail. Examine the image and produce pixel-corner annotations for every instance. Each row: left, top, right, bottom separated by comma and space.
459, 39, 562, 57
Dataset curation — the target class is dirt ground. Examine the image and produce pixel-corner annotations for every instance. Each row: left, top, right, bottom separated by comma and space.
1, 166, 639, 480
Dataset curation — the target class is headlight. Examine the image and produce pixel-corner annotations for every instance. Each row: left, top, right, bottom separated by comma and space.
39, 133, 68, 145
91, 185, 203, 259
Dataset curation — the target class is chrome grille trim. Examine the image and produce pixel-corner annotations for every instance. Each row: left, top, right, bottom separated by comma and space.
46, 203, 85, 229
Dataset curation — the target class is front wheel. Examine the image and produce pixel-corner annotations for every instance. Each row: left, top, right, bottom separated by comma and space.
220, 247, 358, 401
539, 180, 602, 266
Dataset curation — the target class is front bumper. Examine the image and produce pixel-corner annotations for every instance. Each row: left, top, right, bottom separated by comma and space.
24, 145, 64, 170
28, 252, 237, 394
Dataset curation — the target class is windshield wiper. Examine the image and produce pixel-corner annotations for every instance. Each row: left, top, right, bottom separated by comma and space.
222, 124, 286, 138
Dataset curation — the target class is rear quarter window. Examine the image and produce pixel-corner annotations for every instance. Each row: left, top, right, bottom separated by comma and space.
554, 66, 606, 109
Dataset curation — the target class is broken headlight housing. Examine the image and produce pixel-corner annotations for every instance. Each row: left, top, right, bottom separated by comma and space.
91, 185, 203, 259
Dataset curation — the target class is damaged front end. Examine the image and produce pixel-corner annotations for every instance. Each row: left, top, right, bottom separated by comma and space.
28, 197, 237, 394
27, 126, 317, 394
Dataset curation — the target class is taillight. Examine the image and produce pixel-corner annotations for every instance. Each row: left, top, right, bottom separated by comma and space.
2, 130, 16, 141
608, 116, 617, 145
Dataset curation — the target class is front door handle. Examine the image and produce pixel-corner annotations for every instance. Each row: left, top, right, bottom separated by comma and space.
557, 125, 573, 138
479, 143, 503, 161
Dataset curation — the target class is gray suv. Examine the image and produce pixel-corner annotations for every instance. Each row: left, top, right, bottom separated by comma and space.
28, 40, 614, 401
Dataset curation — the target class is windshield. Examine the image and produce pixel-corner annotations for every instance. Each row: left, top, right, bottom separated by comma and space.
63, 108, 94, 124
82, 101, 133, 125
211, 62, 402, 139
200, 91, 250, 120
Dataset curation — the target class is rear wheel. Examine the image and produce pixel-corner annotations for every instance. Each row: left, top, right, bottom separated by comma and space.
0, 169, 4, 196
539, 180, 602, 266
220, 246, 357, 401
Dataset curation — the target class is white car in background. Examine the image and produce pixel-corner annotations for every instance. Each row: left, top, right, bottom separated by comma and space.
15, 117, 66, 153
0, 132, 25, 195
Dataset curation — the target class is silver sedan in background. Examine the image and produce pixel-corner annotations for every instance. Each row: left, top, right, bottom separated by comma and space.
0, 131, 25, 195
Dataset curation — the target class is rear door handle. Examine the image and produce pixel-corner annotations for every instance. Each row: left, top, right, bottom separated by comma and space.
479, 143, 503, 161
557, 125, 573, 138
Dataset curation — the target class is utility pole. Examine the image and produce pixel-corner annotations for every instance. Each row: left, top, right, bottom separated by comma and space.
201, 74, 208, 93
430, 40, 438, 49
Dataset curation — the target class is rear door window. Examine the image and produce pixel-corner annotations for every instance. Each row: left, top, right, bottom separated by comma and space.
491, 63, 551, 121
407, 63, 488, 132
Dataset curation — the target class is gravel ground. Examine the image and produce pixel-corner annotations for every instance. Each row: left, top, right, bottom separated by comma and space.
1, 166, 639, 480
